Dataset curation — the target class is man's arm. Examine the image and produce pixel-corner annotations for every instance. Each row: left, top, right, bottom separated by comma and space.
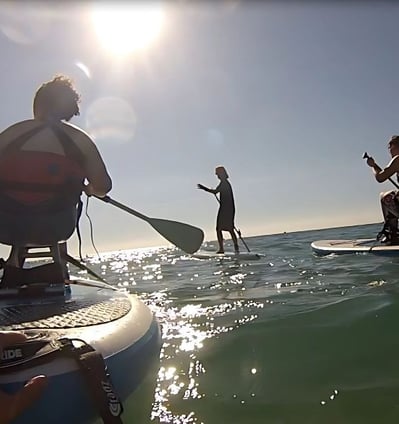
369, 155, 399, 183
197, 184, 217, 194
80, 136, 112, 197
63, 124, 112, 197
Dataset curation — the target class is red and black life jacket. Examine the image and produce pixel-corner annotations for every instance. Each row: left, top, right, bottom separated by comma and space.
0, 123, 85, 214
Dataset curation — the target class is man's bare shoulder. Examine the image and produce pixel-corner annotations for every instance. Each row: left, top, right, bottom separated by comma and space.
0, 120, 41, 148
388, 155, 399, 169
60, 121, 98, 153
0, 119, 36, 135
61, 121, 92, 140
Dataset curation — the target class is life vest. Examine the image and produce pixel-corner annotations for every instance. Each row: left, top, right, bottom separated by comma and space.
0, 123, 85, 213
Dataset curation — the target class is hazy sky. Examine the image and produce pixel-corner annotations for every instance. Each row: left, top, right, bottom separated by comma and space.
0, 1, 398, 255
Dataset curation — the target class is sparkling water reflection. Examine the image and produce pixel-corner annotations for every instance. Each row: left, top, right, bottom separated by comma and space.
82, 223, 399, 423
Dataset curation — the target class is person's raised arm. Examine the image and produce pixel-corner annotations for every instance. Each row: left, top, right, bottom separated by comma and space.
368, 155, 399, 183
197, 183, 218, 194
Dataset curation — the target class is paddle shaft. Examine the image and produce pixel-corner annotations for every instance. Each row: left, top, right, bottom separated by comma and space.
363, 152, 399, 189
235, 228, 251, 252
97, 195, 149, 221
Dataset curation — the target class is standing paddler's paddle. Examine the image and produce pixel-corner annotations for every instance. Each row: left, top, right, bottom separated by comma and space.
95, 195, 204, 254
363, 152, 399, 189
234, 228, 251, 253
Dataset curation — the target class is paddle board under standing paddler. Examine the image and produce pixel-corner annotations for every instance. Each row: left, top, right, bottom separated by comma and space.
193, 251, 263, 260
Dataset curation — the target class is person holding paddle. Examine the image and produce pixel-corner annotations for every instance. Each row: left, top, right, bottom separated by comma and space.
197, 166, 239, 254
365, 135, 399, 245
0, 75, 112, 267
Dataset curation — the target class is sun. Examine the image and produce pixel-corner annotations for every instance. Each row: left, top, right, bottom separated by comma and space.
90, 2, 166, 56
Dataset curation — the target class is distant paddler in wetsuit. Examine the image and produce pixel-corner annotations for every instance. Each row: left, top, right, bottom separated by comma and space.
197, 166, 239, 254
365, 135, 399, 245
0, 75, 112, 267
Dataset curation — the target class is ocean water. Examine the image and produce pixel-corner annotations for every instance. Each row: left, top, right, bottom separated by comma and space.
86, 222, 399, 424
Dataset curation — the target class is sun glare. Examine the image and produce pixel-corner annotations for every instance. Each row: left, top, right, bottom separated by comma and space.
90, 3, 165, 56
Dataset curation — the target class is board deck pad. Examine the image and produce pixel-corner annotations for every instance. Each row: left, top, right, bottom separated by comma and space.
311, 238, 399, 255
0, 293, 131, 330
0, 279, 161, 424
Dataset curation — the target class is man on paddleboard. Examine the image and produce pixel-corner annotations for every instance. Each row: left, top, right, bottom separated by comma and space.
197, 166, 239, 254
366, 135, 399, 245
0, 75, 112, 266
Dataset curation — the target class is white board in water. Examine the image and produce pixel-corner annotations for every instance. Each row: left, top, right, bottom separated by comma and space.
311, 239, 399, 256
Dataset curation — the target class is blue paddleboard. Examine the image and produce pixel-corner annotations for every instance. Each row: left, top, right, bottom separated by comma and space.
0, 279, 162, 424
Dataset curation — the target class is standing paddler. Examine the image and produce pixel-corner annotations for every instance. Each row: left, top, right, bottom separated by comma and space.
197, 166, 239, 254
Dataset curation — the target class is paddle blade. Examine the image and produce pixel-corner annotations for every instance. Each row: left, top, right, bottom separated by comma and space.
96, 196, 204, 253
148, 217, 204, 254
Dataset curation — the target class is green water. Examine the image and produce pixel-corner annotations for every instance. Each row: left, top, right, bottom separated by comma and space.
95, 223, 399, 423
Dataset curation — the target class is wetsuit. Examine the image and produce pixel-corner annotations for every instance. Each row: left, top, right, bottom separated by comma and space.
215, 179, 235, 231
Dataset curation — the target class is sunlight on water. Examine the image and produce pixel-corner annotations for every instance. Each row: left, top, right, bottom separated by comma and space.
87, 245, 336, 422
140, 265, 267, 422
82, 225, 399, 423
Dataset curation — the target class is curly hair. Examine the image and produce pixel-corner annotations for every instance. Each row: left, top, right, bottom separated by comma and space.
33, 75, 80, 121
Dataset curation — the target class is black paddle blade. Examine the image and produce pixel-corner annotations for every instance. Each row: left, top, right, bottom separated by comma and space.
96, 196, 204, 254
148, 217, 204, 254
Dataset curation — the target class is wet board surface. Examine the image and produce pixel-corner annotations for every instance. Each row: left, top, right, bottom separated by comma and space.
193, 251, 263, 260
311, 239, 399, 256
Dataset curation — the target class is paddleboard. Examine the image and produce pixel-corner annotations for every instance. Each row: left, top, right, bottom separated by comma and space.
0, 278, 162, 424
311, 238, 399, 256
193, 251, 263, 261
